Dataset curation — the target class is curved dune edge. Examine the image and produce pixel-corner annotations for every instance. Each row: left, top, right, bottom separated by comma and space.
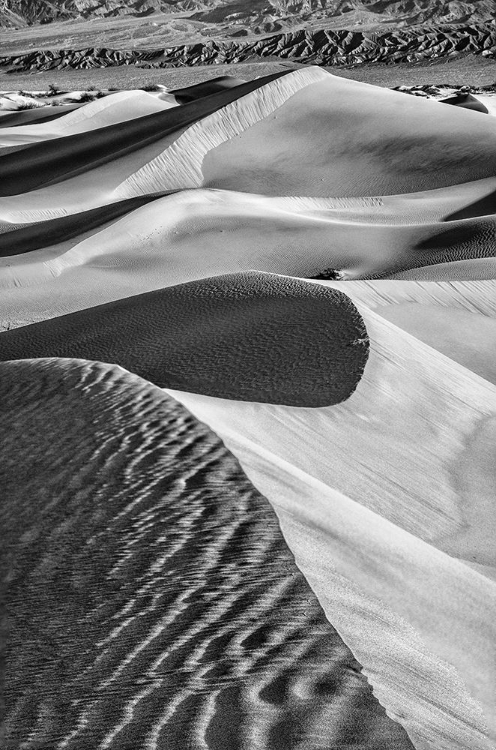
0, 103, 85, 127
312, 277, 496, 383
112, 67, 327, 198
112, 70, 496, 200
439, 92, 490, 113
165, 303, 496, 748
197, 74, 496, 198
0, 190, 177, 256
2, 356, 414, 749
0, 271, 369, 407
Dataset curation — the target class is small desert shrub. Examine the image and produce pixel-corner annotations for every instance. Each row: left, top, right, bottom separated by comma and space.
77, 91, 100, 102
308, 268, 345, 281
12, 101, 39, 110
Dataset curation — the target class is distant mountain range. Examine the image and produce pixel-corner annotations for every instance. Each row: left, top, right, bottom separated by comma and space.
1, 0, 494, 31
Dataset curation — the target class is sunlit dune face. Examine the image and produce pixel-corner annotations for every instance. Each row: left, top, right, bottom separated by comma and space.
202, 77, 496, 197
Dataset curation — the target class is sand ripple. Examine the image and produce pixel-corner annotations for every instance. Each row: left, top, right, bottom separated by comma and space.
1, 358, 413, 749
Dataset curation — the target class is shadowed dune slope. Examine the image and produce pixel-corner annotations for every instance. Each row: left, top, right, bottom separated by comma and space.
1, 357, 414, 750
0, 102, 85, 127
170, 75, 248, 104
0, 90, 179, 147
0, 271, 369, 407
438, 92, 490, 113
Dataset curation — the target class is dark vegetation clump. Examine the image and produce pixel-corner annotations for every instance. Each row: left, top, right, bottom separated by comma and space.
77, 90, 101, 102
308, 268, 345, 281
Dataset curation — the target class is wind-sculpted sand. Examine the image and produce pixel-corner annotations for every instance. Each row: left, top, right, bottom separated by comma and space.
168, 302, 496, 747
2, 358, 413, 749
1, 67, 495, 749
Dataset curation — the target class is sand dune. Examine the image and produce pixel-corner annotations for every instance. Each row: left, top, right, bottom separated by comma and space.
438, 91, 490, 113
1, 183, 495, 330
2, 67, 496, 749
0, 102, 85, 126
390, 257, 496, 280
0, 69, 291, 198
2, 68, 496, 217
166, 298, 496, 748
312, 278, 496, 383
0, 272, 369, 407
2, 357, 413, 749
0, 90, 178, 146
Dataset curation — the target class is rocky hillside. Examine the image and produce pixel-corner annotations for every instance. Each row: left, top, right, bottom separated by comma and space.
1, 0, 494, 30
1, 21, 495, 72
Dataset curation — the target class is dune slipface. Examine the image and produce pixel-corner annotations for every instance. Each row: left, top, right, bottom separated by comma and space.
1, 357, 414, 749
439, 92, 490, 114
0, 271, 369, 407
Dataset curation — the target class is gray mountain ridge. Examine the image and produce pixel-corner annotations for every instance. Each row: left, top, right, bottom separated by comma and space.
1, 0, 494, 29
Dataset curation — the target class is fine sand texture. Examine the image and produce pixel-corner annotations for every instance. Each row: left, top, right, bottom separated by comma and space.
2, 66, 496, 750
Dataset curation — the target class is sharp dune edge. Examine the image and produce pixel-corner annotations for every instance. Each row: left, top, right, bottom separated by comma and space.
1, 66, 496, 749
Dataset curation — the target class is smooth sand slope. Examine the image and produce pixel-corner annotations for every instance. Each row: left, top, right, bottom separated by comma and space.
1, 357, 413, 750
2, 67, 496, 750
1, 182, 496, 330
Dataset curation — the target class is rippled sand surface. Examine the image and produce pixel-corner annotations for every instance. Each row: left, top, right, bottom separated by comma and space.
2, 358, 413, 749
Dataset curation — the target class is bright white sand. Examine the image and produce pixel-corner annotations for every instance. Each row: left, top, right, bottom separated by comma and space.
1, 186, 496, 330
